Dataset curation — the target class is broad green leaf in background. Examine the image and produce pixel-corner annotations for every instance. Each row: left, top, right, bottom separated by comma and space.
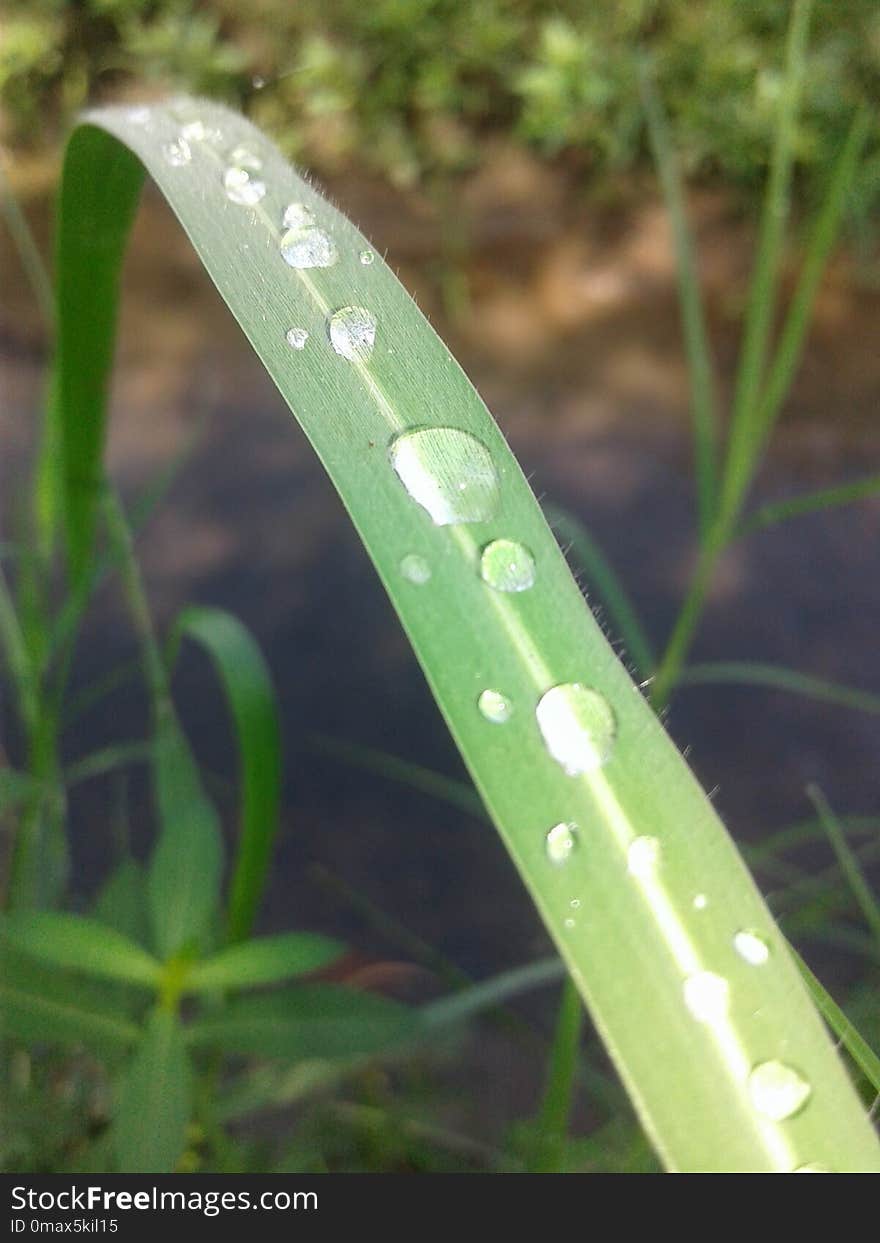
169, 605, 282, 943
147, 711, 224, 961
49, 98, 880, 1171
187, 932, 342, 993
1, 911, 161, 987
186, 984, 416, 1060
92, 857, 152, 948
114, 1006, 192, 1173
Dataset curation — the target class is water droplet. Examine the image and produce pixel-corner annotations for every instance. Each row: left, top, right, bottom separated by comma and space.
683, 972, 730, 1023
480, 539, 536, 593
253, 74, 266, 89
569, 898, 580, 909
400, 553, 431, 585
223, 165, 266, 206
748, 1061, 812, 1121
180, 120, 206, 142
229, 145, 262, 170
162, 137, 192, 167
329, 306, 377, 362
564, 917, 576, 930
282, 202, 316, 230
733, 930, 770, 966
794, 1163, 832, 1173
389, 429, 500, 526
545, 822, 578, 865
280, 225, 338, 269
285, 327, 309, 350
127, 106, 152, 125
627, 835, 660, 879
359, 249, 375, 265
535, 684, 616, 776
478, 689, 512, 724
693, 894, 708, 911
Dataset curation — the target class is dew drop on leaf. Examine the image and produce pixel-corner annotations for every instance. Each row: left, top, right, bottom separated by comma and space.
545, 822, 578, 865
748, 1061, 812, 1121
683, 971, 730, 1023
480, 538, 536, 593
329, 306, 377, 362
733, 929, 770, 966
389, 428, 500, 526
400, 553, 431, 584
282, 202, 316, 230
285, 327, 309, 350
162, 137, 192, 167
535, 684, 616, 776
627, 835, 660, 878
360, 249, 376, 265
280, 225, 338, 269
477, 689, 512, 724
224, 165, 266, 206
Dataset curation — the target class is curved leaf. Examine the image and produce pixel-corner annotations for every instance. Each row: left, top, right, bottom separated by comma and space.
187, 932, 342, 993
1, 911, 161, 987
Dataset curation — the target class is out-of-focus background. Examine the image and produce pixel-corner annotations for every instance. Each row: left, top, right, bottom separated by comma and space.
2, 1, 879, 1169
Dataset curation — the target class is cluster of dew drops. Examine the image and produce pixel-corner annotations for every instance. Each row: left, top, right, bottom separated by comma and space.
150, 105, 824, 1164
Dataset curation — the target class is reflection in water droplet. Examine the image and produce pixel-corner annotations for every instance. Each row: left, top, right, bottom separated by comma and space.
748, 1061, 812, 1121
627, 835, 660, 879
389, 429, 500, 526
478, 689, 512, 724
163, 137, 192, 167
280, 225, 338, 269
545, 822, 578, 865
683, 972, 730, 1023
480, 539, 536, 593
535, 684, 616, 776
734, 930, 770, 966
285, 327, 309, 350
693, 894, 708, 911
329, 306, 377, 362
794, 1163, 832, 1173
360, 249, 375, 265
282, 202, 316, 230
400, 553, 431, 585
223, 165, 267, 205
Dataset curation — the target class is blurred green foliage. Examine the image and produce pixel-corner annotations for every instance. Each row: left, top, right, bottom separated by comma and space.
1, 1, 878, 216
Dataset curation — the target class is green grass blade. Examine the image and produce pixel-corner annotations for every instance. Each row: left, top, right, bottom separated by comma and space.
92, 858, 152, 948
63, 740, 154, 788
187, 984, 416, 1060
51, 98, 880, 1171
533, 977, 585, 1172
169, 605, 282, 943
543, 504, 655, 679
788, 946, 880, 1096
1, 911, 161, 987
807, 785, 880, 949
113, 1007, 192, 1173
680, 662, 880, 716
637, 60, 717, 535
187, 932, 342, 993
738, 471, 880, 537
421, 959, 567, 1029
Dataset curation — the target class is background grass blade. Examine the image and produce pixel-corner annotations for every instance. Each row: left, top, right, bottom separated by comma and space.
738, 473, 880, 538
187, 932, 342, 993
0, 911, 161, 987
807, 785, 880, 949
50, 98, 880, 1171
113, 1007, 192, 1173
92, 858, 152, 948
679, 662, 880, 716
169, 605, 282, 943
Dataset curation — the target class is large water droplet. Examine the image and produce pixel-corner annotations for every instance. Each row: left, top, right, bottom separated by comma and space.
627, 835, 660, 879
683, 971, 730, 1023
748, 1061, 812, 1121
282, 202, 315, 230
329, 306, 377, 362
535, 684, 616, 776
478, 689, 512, 724
400, 553, 431, 585
285, 327, 309, 350
545, 822, 578, 865
480, 538, 536, 593
280, 225, 338, 269
733, 930, 770, 966
163, 137, 192, 167
224, 165, 266, 206
389, 429, 500, 526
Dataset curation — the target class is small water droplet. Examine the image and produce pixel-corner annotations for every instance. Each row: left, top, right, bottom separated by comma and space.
478, 689, 512, 724
748, 1061, 812, 1121
359, 249, 375, 265
794, 1163, 832, 1173
282, 202, 316, 230
389, 429, 500, 526
280, 225, 338, 269
329, 306, 377, 362
163, 137, 192, 167
733, 930, 770, 966
627, 835, 661, 879
693, 894, 708, 911
400, 553, 431, 585
285, 327, 309, 350
564, 917, 576, 930
229, 145, 262, 170
224, 165, 267, 205
480, 538, 536, 593
545, 822, 578, 865
535, 684, 616, 776
569, 898, 580, 909
683, 971, 730, 1023
180, 120, 206, 142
